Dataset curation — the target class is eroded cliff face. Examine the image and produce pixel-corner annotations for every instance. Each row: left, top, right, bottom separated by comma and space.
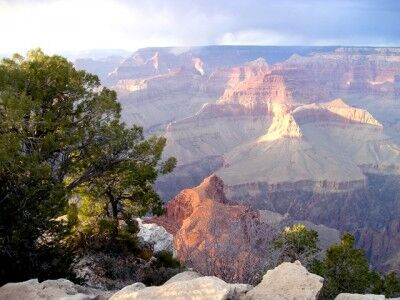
152, 175, 279, 283
115, 67, 229, 130
226, 174, 400, 273
274, 47, 400, 103
217, 99, 399, 190
216, 59, 292, 114
160, 100, 400, 273
106, 46, 400, 131
150, 176, 341, 283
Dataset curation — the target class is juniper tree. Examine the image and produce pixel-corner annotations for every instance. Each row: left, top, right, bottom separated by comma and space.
0, 49, 175, 283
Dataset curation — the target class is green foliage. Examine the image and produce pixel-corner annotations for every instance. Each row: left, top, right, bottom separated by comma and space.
89, 250, 182, 289
271, 223, 319, 267
312, 233, 377, 299
154, 250, 182, 269
382, 272, 400, 297
270, 227, 400, 299
141, 250, 183, 286
0, 49, 175, 284
371, 271, 400, 298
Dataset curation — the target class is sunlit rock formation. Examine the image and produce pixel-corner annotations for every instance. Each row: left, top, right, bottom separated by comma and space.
217, 99, 397, 195
151, 175, 278, 283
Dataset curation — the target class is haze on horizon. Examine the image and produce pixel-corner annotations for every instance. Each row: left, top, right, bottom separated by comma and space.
1, 0, 400, 56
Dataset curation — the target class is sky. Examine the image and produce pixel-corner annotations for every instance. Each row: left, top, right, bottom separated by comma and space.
1, 0, 400, 55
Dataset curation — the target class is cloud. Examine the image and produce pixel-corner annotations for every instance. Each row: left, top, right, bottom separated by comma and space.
217, 30, 306, 46
0, 0, 399, 54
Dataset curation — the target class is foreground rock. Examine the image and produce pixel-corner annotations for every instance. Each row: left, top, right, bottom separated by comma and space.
108, 282, 146, 300
109, 271, 251, 300
162, 270, 202, 285
245, 261, 324, 300
0, 278, 110, 300
7, 263, 394, 300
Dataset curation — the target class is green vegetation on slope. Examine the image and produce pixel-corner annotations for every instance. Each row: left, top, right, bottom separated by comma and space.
272, 224, 400, 299
0, 49, 176, 284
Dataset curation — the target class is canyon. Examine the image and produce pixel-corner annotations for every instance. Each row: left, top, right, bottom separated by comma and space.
77, 46, 400, 275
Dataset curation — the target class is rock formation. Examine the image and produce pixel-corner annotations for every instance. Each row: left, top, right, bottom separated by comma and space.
151, 175, 280, 283
108, 282, 146, 300
100, 46, 400, 134
0, 278, 111, 300
245, 261, 324, 300
216, 59, 292, 114
162, 271, 202, 285
151, 175, 340, 283
217, 99, 398, 194
0, 262, 329, 300
136, 218, 174, 254
106, 261, 323, 300
109, 276, 251, 300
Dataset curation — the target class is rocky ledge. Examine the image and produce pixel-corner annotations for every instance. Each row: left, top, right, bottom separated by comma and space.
1, 261, 395, 300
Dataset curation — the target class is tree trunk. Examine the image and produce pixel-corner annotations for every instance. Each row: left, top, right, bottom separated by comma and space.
105, 189, 119, 237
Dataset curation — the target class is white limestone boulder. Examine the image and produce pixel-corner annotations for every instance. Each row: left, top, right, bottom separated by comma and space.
136, 218, 175, 254
109, 275, 252, 300
245, 261, 323, 300
108, 282, 146, 300
163, 270, 202, 285
0, 278, 107, 300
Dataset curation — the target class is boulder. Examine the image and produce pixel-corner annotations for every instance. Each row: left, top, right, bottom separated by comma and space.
163, 270, 202, 285
136, 218, 175, 254
109, 275, 252, 300
335, 294, 386, 300
245, 261, 323, 300
109, 282, 146, 300
0, 278, 108, 300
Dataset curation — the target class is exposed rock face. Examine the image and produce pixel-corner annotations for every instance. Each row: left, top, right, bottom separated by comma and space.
259, 103, 302, 141
136, 218, 175, 254
245, 261, 323, 300
217, 99, 400, 192
107, 46, 400, 130
0, 278, 109, 300
226, 174, 400, 273
152, 175, 280, 283
162, 103, 269, 167
294, 99, 383, 127
97, 46, 400, 136
108, 46, 309, 129
275, 47, 400, 104
217, 59, 292, 114
108, 46, 324, 84
116, 67, 225, 129
155, 155, 225, 201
